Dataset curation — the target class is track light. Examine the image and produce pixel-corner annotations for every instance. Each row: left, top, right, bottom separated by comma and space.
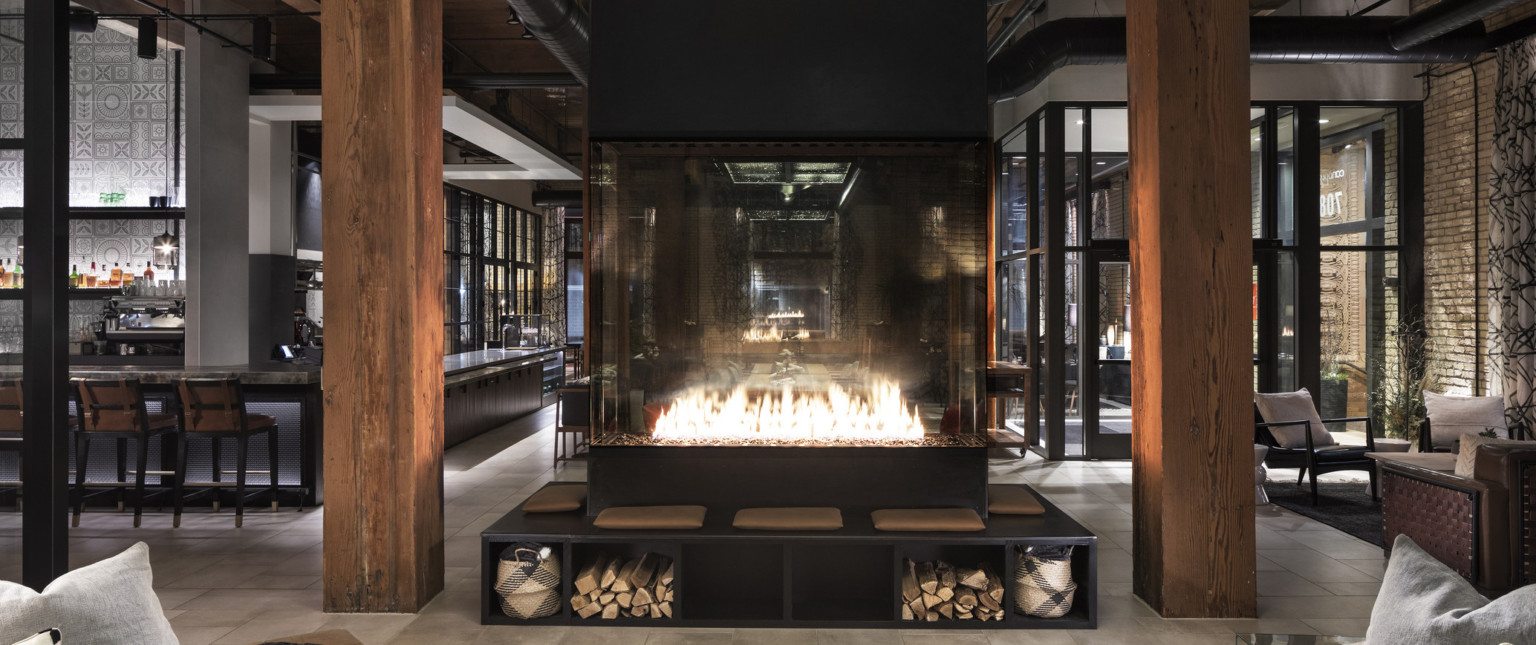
521, 26, 536, 39
507, 8, 521, 25
67, 9, 97, 33
252, 17, 272, 61
136, 17, 157, 60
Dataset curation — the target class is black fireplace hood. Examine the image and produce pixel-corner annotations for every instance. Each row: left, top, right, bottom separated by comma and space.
588, 0, 987, 140
988, 16, 1496, 102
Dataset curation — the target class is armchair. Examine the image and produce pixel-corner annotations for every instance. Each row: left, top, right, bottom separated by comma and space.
1255, 406, 1378, 505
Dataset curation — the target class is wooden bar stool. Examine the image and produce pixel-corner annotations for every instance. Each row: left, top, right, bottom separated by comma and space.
73, 379, 178, 527
172, 378, 279, 528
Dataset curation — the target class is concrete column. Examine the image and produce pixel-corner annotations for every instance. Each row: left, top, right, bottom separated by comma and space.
249, 118, 296, 361
184, 29, 251, 366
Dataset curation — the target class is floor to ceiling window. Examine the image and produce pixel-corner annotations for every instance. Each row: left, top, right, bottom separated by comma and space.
443, 185, 543, 355
996, 101, 1421, 460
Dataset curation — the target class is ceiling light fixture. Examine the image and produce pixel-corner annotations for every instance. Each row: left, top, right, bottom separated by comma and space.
1318, 118, 1331, 124
67, 9, 97, 33
136, 17, 158, 60
521, 26, 536, 39
507, 8, 521, 24
152, 222, 179, 270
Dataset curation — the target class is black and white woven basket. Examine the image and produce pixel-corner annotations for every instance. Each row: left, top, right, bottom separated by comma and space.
494, 543, 561, 620
1013, 545, 1077, 619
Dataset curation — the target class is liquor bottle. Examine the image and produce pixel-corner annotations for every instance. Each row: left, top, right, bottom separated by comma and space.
15, 258, 23, 289
69, 264, 78, 288
84, 261, 97, 288
0, 260, 9, 288
109, 263, 122, 287
143, 260, 154, 283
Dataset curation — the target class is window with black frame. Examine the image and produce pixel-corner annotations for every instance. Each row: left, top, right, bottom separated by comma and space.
443, 186, 542, 355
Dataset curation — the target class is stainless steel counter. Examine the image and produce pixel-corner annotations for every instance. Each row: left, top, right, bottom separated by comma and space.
443, 346, 566, 377
0, 362, 321, 385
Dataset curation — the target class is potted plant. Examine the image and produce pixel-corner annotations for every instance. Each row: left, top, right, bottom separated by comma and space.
1370, 312, 1435, 450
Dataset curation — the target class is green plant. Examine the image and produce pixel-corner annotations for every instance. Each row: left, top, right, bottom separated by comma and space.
1370, 312, 1436, 442
1320, 301, 1350, 380
1479, 427, 1500, 439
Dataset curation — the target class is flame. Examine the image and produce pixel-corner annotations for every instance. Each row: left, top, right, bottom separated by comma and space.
741, 325, 810, 343
651, 377, 927, 445
766, 310, 805, 320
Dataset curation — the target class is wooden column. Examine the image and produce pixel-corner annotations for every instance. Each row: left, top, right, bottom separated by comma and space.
320, 0, 445, 613
1126, 0, 1256, 618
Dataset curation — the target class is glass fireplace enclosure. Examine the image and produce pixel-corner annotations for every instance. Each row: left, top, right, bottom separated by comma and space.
998, 102, 1421, 461
588, 142, 989, 442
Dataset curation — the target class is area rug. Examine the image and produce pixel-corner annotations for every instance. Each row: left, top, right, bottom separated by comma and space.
1263, 481, 1384, 547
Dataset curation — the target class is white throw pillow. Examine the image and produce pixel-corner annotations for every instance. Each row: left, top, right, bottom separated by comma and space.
1454, 433, 1536, 478
1368, 535, 1536, 644
1254, 389, 1334, 448
0, 543, 177, 645
1424, 391, 1506, 451
8, 630, 59, 645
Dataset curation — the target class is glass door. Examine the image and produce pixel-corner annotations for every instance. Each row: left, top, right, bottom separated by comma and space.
1083, 253, 1132, 459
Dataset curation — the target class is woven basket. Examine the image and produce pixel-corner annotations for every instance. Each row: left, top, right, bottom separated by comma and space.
1013, 546, 1076, 619
494, 544, 561, 620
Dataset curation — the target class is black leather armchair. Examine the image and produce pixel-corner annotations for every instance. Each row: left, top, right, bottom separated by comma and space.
1255, 408, 1378, 505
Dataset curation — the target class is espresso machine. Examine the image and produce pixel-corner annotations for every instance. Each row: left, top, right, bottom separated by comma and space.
102, 296, 186, 357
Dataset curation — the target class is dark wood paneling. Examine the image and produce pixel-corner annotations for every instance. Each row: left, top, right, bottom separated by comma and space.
320, 0, 446, 613
1126, 0, 1257, 618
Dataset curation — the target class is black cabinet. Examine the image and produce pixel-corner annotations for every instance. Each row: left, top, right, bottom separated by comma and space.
443, 355, 553, 448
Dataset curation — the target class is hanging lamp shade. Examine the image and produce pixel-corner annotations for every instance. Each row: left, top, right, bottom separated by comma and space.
152, 222, 178, 270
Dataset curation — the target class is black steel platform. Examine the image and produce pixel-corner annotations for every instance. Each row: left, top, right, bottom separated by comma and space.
480, 482, 1097, 630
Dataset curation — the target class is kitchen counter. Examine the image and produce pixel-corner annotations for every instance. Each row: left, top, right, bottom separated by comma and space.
443, 346, 566, 377
442, 346, 567, 448
0, 361, 321, 385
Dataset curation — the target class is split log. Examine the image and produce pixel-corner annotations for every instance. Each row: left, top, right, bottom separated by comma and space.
937, 600, 954, 619
936, 586, 954, 602
907, 597, 925, 619
588, 589, 601, 601
612, 559, 639, 592
629, 552, 660, 589
937, 562, 956, 590
977, 589, 1001, 612
956, 610, 973, 620
901, 559, 921, 602
955, 586, 978, 610
958, 567, 988, 590
659, 601, 673, 618
575, 553, 609, 596
901, 604, 914, 620
921, 592, 941, 609
599, 557, 623, 590
917, 561, 938, 594
659, 559, 675, 586
631, 605, 648, 617
980, 563, 1004, 603
601, 603, 620, 620
924, 610, 939, 622
599, 592, 615, 605
577, 602, 603, 619
616, 592, 634, 608
634, 587, 655, 607
571, 594, 591, 612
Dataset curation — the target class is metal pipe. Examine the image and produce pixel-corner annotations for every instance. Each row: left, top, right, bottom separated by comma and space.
506, 0, 590, 85
250, 73, 582, 91
1389, 0, 1524, 49
986, 0, 1045, 62
532, 190, 582, 208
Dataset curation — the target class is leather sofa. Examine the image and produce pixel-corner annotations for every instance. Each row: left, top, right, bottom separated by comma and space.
1379, 445, 1536, 594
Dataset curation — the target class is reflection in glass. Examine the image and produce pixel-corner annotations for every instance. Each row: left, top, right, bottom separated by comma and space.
1097, 262, 1131, 437
1063, 252, 1083, 456
1277, 110, 1296, 244
1090, 108, 1129, 240
1319, 107, 1397, 246
1318, 251, 1396, 426
1064, 109, 1083, 246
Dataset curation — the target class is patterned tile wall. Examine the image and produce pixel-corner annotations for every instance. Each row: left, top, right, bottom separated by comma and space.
0, 18, 185, 208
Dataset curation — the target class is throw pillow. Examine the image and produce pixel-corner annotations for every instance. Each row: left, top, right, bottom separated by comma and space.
1424, 391, 1506, 451
1454, 433, 1536, 478
8, 630, 59, 645
1368, 535, 1536, 644
1254, 389, 1334, 448
0, 543, 177, 645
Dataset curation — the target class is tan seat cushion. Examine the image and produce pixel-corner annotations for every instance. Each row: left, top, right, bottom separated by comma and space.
249, 629, 363, 645
593, 505, 707, 530
988, 485, 1045, 515
733, 507, 843, 531
871, 508, 986, 532
521, 484, 586, 513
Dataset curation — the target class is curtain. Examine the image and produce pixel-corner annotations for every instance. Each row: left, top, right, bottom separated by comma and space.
1490, 37, 1536, 436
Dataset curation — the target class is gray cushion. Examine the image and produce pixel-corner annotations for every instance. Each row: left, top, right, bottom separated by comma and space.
1454, 433, 1536, 478
0, 543, 177, 645
1254, 389, 1334, 448
1367, 535, 1536, 644
1424, 391, 1506, 450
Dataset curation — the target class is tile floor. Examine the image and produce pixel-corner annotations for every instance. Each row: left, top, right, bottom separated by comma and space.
0, 407, 1385, 644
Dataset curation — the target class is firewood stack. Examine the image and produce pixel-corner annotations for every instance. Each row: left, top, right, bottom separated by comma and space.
570, 552, 674, 620
901, 559, 1004, 622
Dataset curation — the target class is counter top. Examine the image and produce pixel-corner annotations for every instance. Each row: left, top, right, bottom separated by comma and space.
0, 362, 321, 386
443, 347, 565, 377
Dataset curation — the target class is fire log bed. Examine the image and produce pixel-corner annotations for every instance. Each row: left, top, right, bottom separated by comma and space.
480, 483, 1097, 630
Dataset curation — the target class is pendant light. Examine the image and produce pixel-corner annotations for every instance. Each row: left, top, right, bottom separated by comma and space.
152, 221, 179, 270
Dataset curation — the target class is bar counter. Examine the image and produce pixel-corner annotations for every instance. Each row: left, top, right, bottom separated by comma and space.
443, 346, 566, 447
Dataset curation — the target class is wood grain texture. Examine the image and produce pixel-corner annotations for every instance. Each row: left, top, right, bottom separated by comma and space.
320, 0, 446, 613
1126, 0, 1257, 618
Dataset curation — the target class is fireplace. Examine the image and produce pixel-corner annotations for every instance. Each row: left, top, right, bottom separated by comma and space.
585, 142, 990, 513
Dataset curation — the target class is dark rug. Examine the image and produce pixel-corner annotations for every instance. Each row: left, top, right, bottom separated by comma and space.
1263, 481, 1383, 547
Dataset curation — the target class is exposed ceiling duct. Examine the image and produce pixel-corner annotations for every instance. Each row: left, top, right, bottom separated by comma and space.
989, 16, 1495, 102
507, 0, 591, 86
1388, 0, 1526, 49
250, 73, 582, 92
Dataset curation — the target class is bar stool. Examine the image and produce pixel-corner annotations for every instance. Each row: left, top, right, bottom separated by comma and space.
73, 379, 179, 528
172, 378, 279, 528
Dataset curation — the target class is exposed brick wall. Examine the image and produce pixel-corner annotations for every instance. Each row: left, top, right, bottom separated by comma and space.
1412, 0, 1536, 395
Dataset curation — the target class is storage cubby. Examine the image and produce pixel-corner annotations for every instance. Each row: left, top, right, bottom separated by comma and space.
789, 543, 893, 622
681, 543, 783, 621
1007, 540, 1097, 628
482, 540, 569, 625
569, 542, 680, 623
897, 544, 1009, 624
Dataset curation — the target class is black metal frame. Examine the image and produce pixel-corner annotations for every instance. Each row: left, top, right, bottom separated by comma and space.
444, 184, 543, 355
994, 100, 1425, 461
1255, 415, 1379, 504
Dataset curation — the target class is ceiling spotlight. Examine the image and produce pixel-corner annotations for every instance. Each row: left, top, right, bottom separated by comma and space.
1075, 119, 1084, 125
507, 8, 521, 25
68, 9, 97, 33
521, 26, 536, 39
1318, 118, 1331, 124
136, 17, 157, 60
